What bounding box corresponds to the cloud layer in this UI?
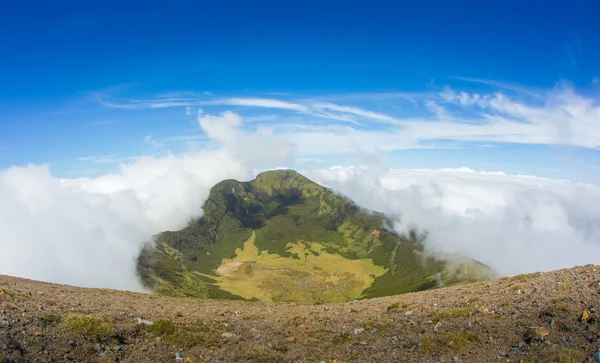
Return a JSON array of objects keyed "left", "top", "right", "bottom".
[
  {"left": 0, "top": 113, "right": 291, "bottom": 290},
  {"left": 1, "top": 109, "right": 599, "bottom": 291},
  {"left": 306, "top": 166, "right": 600, "bottom": 276}
]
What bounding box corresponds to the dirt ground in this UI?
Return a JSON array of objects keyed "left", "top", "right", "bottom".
[{"left": 1, "top": 265, "right": 600, "bottom": 362}]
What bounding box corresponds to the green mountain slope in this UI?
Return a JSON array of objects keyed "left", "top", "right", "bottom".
[{"left": 136, "top": 170, "right": 497, "bottom": 303}]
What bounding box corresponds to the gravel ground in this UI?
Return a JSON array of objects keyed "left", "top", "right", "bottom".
[{"left": 1, "top": 264, "right": 600, "bottom": 362}]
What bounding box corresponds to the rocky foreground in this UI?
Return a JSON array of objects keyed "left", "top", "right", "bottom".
[{"left": 1, "top": 265, "right": 600, "bottom": 362}]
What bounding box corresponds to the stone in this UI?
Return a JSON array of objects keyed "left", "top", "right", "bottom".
[
  {"left": 354, "top": 327, "right": 364, "bottom": 334},
  {"left": 370, "top": 328, "right": 378, "bottom": 335},
  {"left": 391, "top": 335, "right": 398, "bottom": 341},
  {"left": 175, "top": 352, "right": 184, "bottom": 361},
  {"left": 221, "top": 332, "right": 236, "bottom": 339},
  {"left": 524, "top": 327, "right": 550, "bottom": 342},
  {"left": 581, "top": 310, "right": 591, "bottom": 322}
]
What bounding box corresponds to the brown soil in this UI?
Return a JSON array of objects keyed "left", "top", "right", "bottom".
[{"left": 1, "top": 265, "right": 600, "bottom": 362}]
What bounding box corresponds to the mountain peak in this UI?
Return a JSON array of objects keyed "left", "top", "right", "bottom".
[{"left": 137, "top": 169, "right": 497, "bottom": 303}]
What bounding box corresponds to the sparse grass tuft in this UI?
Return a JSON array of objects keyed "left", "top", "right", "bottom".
[
  {"left": 557, "top": 283, "right": 572, "bottom": 292},
  {"left": 511, "top": 272, "right": 539, "bottom": 282},
  {"left": 40, "top": 313, "right": 61, "bottom": 326},
  {"left": 524, "top": 344, "right": 586, "bottom": 362},
  {"left": 58, "top": 315, "right": 114, "bottom": 342},
  {"left": 387, "top": 301, "right": 407, "bottom": 312},
  {"left": 509, "top": 284, "right": 523, "bottom": 291},
  {"left": 431, "top": 306, "right": 477, "bottom": 321},
  {"left": 144, "top": 320, "right": 218, "bottom": 349},
  {"left": 421, "top": 331, "right": 480, "bottom": 353}
]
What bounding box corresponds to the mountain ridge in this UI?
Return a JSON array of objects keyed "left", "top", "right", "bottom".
[{"left": 136, "top": 169, "right": 497, "bottom": 303}]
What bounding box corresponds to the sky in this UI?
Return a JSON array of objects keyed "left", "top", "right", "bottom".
[{"left": 0, "top": 1, "right": 600, "bottom": 289}]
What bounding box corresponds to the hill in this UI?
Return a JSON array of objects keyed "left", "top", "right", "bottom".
[
  {"left": 1, "top": 265, "right": 599, "bottom": 362},
  {"left": 136, "top": 169, "right": 497, "bottom": 303}
]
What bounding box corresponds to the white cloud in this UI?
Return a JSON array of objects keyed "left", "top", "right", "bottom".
[
  {"left": 218, "top": 98, "right": 309, "bottom": 112},
  {"left": 0, "top": 114, "right": 291, "bottom": 290},
  {"left": 3, "top": 97, "right": 600, "bottom": 293},
  {"left": 143, "top": 135, "right": 163, "bottom": 150},
  {"left": 305, "top": 166, "right": 600, "bottom": 276},
  {"left": 186, "top": 106, "right": 193, "bottom": 116}
]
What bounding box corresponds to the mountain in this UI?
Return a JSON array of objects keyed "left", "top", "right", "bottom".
[
  {"left": 136, "top": 169, "right": 497, "bottom": 303},
  {"left": 2, "top": 265, "right": 598, "bottom": 362}
]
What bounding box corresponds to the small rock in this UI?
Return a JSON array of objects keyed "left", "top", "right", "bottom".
[
  {"left": 370, "top": 328, "right": 378, "bottom": 335},
  {"left": 594, "top": 347, "right": 600, "bottom": 362},
  {"left": 581, "top": 310, "right": 591, "bottom": 322},
  {"left": 524, "top": 327, "right": 550, "bottom": 342},
  {"left": 354, "top": 327, "right": 364, "bottom": 334},
  {"left": 408, "top": 342, "right": 421, "bottom": 351},
  {"left": 466, "top": 322, "right": 472, "bottom": 329},
  {"left": 518, "top": 341, "right": 526, "bottom": 348},
  {"left": 221, "top": 332, "right": 236, "bottom": 339},
  {"left": 452, "top": 356, "right": 460, "bottom": 363},
  {"left": 113, "top": 345, "right": 122, "bottom": 352},
  {"left": 391, "top": 335, "right": 398, "bottom": 341},
  {"left": 137, "top": 317, "right": 154, "bottom": 326},
  {"left": 175, "top": 352, "right": 183, "bottom": 361},
  {"left": 96, "top": 343, "right": 104, "bottom": 353}
]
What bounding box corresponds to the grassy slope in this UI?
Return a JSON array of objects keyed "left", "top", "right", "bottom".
[{"left": 136, "top": 170, "right": 496, "bottom": 303}]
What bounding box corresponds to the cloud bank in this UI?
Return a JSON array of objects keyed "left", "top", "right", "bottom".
[
  {"left": 0, "top": 113, "right": 292, "bottom": 290},
  {"left": 306, "top": 166, "right": 600, "bottom": 276},
  {"left": 1, "top": 108, "right": 599, "bottom": 291}
]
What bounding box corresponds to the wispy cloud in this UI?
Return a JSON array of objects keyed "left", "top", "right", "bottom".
[
  {"left": 216, "top": 98, "right": 309, "bottom": 112},
  {"left": 97, "top": 82, "right": 600, "bottom": 152},
  {"left": 77, "top": 154, "right": 140, "bottom": 164}
]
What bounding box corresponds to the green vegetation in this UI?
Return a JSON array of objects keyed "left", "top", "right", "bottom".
[
  {"left": 40, "top": 313, "right": 61, "bottom": 326},
  {"left": 387, "top": 301, "right": 407, "bottom": 312},
  {"left": 143, "top": 320, "right": 220, "bottom": 349},
  {"left": 58, "top": 315, "right": 114, "bottom": 342},
  {"left": 421, "top": 331, "right": 480, "bottom": 353},
  {"left": 137, "top": 169, "right": 497, "bottom": 303},
  {"left": 524, "top": 344, "right": 586, "bottom": 363},
  {"left": 431, "top": 306, "right": 478, "bottom": 321}
]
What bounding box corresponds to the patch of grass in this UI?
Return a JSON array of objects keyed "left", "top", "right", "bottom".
[
  {"left": 40, "top": 313, "right": 61, "bottom": 326},
  {"left": 509, "top": 284, "right": 523, "bottom": 291},
  {"left": 147, "top": 319, "right": 176, "bottom": 335},
  {"left": 387, "top": 301, "right": 407, "bottom": 312},
  {"left": 557, "top": 283, "right": 572, "bottom": 292},
  {"left": 144, "top": 320, "right": 218, "bottom": 349},
  {"left": 215, "top": 232, "right": 386, "bottom": 303},
  {"left": 421, "top": 331, "right": 480, "bottom": 353},
  {"left": 290, "top": 316, "right": 306, "bottom": 326},
  {"left": 511, "top": 272, "right": 540, "bottom": 282},
  {"left": 58, "top": 315, "right": 114, "bottom": 342},
  {"left": 334, "top": 332, "right": 351, "bottom": 345},
  {"left": 524, "top": 344, "right": 586, "bottom": 363},
  {"left": 431, "top": 306, "right": 477, "bottom": 322}
]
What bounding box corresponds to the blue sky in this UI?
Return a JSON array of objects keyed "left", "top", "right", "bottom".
[{"left": 1, "top": 1, "right": 600, "bottom": 182}]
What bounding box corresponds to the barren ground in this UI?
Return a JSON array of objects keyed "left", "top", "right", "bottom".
[{"left": 1, "top": 265, "right": 600, "bottom": 362}]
